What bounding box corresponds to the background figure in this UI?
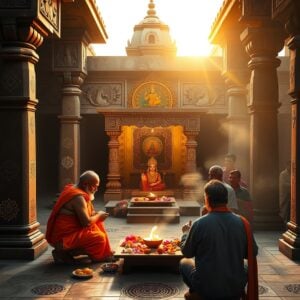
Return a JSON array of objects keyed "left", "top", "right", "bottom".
[
  {"left": 140, "top": 156, "right": 165, "bottom": 191},
  {"left": 223, "top": 153, "right": 247, "bottom": 188},
  {"left": 279, "top": 161, "right": 291, "bottom": 224},
  {"left": 206, "top": 165, "right": 238, "bottom": 213},
  {"left": 229, "top": 169, "right": 254, "bottom": 225}
]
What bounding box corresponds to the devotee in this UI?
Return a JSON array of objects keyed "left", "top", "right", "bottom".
[
  {"left": 46, "top": 170, "right": 113, "bottom": 264},
  {"left": 179, "top": 179, "right": 258, "bottom": 300},
  {"left": 223, "top": 153, "right": 247, "bottom": 187},
  {"left": 140, "top": 156, "right": 166, "bottom": 191},
  {"left": 205, "top": 165, "right": 238, "bottom": 213},
  {"left": 279, "top": 161, "right": 291, "bottom": 225},
  {"left": 229, "top": 169, "right": 254, "bottom": 225}
]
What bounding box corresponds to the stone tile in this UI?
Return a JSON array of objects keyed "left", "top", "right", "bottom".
[
  {"left": 66, "top": 282, "right": 122, "bottom": 297},
  {"left": 266, "top": 282, "right": 300, "bottom": 297}
]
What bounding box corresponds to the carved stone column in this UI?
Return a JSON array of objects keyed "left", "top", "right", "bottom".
[
  {"left": 104, "top": 131, "right": 122, "bottom": 202},
  {"left": 222, "top": 32, "right": 250, "bottom": 183},
  {"left": 58, "top": 73, "right": 84, "bottom": 190},
  {"left": 275, "top": 2, "right": 300, "bottom": 259},
  {"left": 0, "top": 22, "right": 48, "bottom": 259},
  {"left": 241, "top": 23, "right": 285, "bottom": 229},
  {"left": 53, "top": 38, "right": 88, "bottom": 190},
  {"left": 183, "top": 131, "right": 198, "bottom": 200}
]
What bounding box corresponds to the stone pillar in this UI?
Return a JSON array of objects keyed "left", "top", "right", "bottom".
[
  {"left": 278, "top": 25, "right": 300, "bottom": 260},
  {"left": 58, "top": 73, "right": 84, "bottom": 190},
  {"left": 241, "top": 24, "right": 285, "bottom": 229},
  {"left": 104, "top": 131, "right": 122, "bottom": 202},
  {"left": 0, "top": 22, "right": 48, "bottom": 259},
  {"left": 222, "top": 33, "right": 250, "bottom": 183},
  {"left": 53, "top": 38, "right": 88, "bottom": 190},
  {"left": 183, "top": 131, "right": 198, "bottom": 200}
]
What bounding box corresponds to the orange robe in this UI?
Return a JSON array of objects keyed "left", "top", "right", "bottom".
[{"left": 46, "top": 184, "right": 112, "bottom": 261}]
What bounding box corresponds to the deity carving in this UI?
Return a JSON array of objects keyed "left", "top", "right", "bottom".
[
  {"left": 131, "top": 81, "right": 174, "bottom": 108},
  {"left": 40, "top": 0, "right": 59, "bottom": 30}
]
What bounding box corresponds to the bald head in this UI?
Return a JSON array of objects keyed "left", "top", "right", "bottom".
[
  {"left": 208, "top": 165, "right": 223, "bottom": 181},
  {"left": 79, "top": 170, "right": 99, "bottom": 185}
]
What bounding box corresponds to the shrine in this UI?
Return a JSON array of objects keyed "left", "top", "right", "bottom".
[{"left": 0, "top": 0, "right": 300, "bottom": 263}]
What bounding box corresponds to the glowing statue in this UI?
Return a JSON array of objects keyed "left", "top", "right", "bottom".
[
  {"left": 144, "top": 85, "right": 161, "bottom": 106},
  {"left": 141, "top": 157, "right": 166, "bottom": 191}
]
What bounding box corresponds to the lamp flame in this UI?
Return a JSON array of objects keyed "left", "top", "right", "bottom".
[{"left": 146, "top": 225, "right": 161, "bottom": 241}]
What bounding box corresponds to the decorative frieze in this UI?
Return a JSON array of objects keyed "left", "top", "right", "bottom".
[
  {"left": 82, "top": 83, "right": 123, "bottom": 107},
  {"left": 181, "top": 83, "right": 225, "bottom": 107},
  {"left": 0, "top": 0, "right": 30, "bottom": 8},
  {"left": 39, "top": 0, "right": 59, "bottom": 31}
]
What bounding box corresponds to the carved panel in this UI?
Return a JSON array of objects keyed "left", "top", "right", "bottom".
[
  {"left": 53, "top": 42, "right": 84, "bottom": 71},
  {"left": 133, "top": 127, "right": 172, "bottom": 170},
  {"left": 103, "top": 114, "right": 200, "bottom": 131},
  {"left": 130, "top": 81, "right": 174, "bottom": 108},
  {"left": 39, "top": 0, "right": 59, "bottom": 31},
  {"left": 0, "top": 0, "right": 30, "bottom": 8},
  {"left": 0, "top": 64, "right": 22, "bottom": 96},
  {"left": 181, "top": 83, "right": 225, "bottom": 107},
  {"left": 242, "top": 0, "right": 271, "bottom": 20},
  {"left": 82, "top": 83, "right": 123, "bottom": 107}
]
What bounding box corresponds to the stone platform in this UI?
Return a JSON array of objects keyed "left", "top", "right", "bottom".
[
  {"left": 105, "top": 199, "right": 201, "bottom": 219},
  {"left": 127, "top": 197, "right": 180, "bottom": 223},
  {"left": 114, "top": 246, "right": 183, "bottom": 273}
]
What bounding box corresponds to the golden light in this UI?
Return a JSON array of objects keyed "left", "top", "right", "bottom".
[{"left": 146, "top": 225, "right": 161, "bottom": 240}]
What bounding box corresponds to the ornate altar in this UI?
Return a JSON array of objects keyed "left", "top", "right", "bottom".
[{"left": 98, "top": 109, "right": 203, "bottom": 202}]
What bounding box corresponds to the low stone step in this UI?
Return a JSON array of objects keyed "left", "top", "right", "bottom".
[
  {"left": 176, "top": 200, "right": 202, "bottom": 216},
  {"left": 127, "top": 205, "right": 179, "bottom": 215},
  {"left": 127, "top": 213, "right": 180, "bottom": 224}
]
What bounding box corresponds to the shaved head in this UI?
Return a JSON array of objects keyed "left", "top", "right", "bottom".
[{"left": 79, "top": 170, "right": 100, "bottom": 186}]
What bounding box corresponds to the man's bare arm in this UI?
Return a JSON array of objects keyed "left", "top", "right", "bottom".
[{"left": 71, "top": 196, "right": 109, "bottom": 227}]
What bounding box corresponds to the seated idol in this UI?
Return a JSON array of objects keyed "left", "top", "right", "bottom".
[{"left": 141, "top": 157, "right": 166, "bottom": 191}]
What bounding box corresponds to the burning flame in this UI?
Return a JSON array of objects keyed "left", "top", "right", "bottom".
[{"left": 146, "top": 225, "right": 161, "bottom": 240}]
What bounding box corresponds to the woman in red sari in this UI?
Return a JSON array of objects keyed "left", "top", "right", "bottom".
[
  {"left": 46, "top": 170, "right": 113, "bottom": 264},
  {"left": 141, "top": 157, "right": 165, "bottom": 191}
]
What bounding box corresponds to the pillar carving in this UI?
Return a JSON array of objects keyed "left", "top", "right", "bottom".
[
  {"left": 0, "top": 22, "right": 48, "bottom": 259},
  {"left": 58, "top": 72, "right": 84, "bottom": 190},
  {"left": 275, "top": 4, "right": 300, "bottom": 259},
  {"left": 241, "top": 23, "right": 285, "bottom": 229},
  {"left": 104, "top": 131, "right": 122, "bottom": 202},
  {"left": 53, "top": 38, "right": 88, "bottom": 190}
]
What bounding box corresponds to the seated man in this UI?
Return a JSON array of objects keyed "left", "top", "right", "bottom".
[
  {"left": 46, "top": 170, "right": 113, "bottom": 264},
  {"left": 179, "top": 180, "right": 258, "bottom": 300},
  {"left": 140, "top": 157, "right": 166, "bottom": 191}
]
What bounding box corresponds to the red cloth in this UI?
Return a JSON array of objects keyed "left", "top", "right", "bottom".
[
  {"left": 240, "top": 216, "right": 259, "bottom": 300},
  {"left": 46, "top": 184, "right": 112, "bottom": 261},
  {"left": 140, "top": 172, "right": 166, "bottom": 191}
]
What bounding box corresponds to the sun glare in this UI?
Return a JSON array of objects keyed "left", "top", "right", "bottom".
[{"left": 93, "top": 0, "right": 224, "bottom": 57}]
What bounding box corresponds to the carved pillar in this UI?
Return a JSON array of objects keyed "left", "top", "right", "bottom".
[
  {"left": 183, "top": 131, "right": 198, "bottom": 200},
  {"left": 0, "top": 22, "right": 48, "bottom": 259},
  {"left": 53, "top": 38, "right": 88, "bottom": 190},
  {"left": 241, "top": 23, "right": 285, "bottom": 229},
  {"left": 104, "top": 131, "right": 122, "bottom": 202},
  {"left": 58, "top": 73, "right": 84, "bottom": 190},
  {"left": 276, "top": 6, "right": 300, "bottom": 259},
  {"left": 222, "top": 32, "right": 250, "bottom": 183}
]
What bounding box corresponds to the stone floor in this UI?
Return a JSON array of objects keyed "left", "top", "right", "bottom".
[{"left": 0, "top": 195, "right": 299, "bottom": 299}]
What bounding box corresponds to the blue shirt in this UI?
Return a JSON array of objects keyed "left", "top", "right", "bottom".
[{"left": 180, "top": 211, "right": 258, "bottom": 298}]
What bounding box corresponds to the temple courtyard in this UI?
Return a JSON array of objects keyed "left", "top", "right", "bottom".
[{"left": 0, "top": 195, "right": 299, "bottom": 300}]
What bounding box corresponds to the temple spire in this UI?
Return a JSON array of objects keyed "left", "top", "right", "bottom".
[{"left": 147, "top": 0, "right": 156, "bottom": 17}]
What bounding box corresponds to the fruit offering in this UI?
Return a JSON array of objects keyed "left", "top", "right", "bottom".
[
  {"left": 120, "top": 235, "right": 181, "bottom": 255},
  {"left": 74, "top": 267, "right": 93, "bottom": 276}
]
